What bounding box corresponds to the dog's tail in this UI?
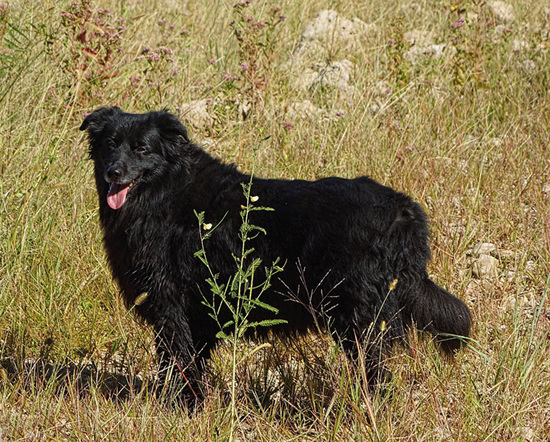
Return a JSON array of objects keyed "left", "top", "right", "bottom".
[{"left": 407, "top": 277, "right": 471, "bottom": 353}]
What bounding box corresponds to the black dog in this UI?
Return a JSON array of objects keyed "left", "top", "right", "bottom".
[{"left": 81, "top": 107, "right": 471, "bottom": 405}]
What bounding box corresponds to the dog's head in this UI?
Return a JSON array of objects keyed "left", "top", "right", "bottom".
[{"left": 80, "top": 107, "right": 190, "bottom": 210}]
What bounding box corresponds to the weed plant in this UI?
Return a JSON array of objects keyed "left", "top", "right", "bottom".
[{"left": 194, "top": 180, "right": 285, "bottom": 437}]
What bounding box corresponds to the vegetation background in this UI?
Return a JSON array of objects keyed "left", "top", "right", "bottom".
[{"left": 0, "top": 0, "right": 548, "bottom": 439}]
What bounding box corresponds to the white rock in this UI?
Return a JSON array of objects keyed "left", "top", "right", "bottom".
[
  {"left": 525, "top": 260, "right": 536, "bottom": 273},
  {"left": 311, "top": 60, "right": 354, "bottom": 90},
  {"left": 472, "top": 254, "right": 499, "bottom": 279},
  {"left": 512, "top": 39, "right": 529, "bottom": 52},
  {"left": 404, "top": 43, "right": 455, "bottom": 64},
  {"left": 542, "top": 183, "right": 550, "bottom": 195},
  {"left": 521, "top": 59, "right": 536, "bottom": 73},
  {"left": 489, "top": 1, "right": 515, "bottom": 22},
  {"left": 472, "top": 243, "right": 497, "bottom": 256},
  {"left": 490, "top": 137, "right": 504, "bottom": 147},
  {"left": 520, "top": 425, "right": 536, "bottom": 442},
  {"left": 295, "top": 60, "right": 356, "bottom": 96},
  {"left": 494, "top": 24, "right": 512, "bottom": 38},
  {"left": 374, "top": 80, "right": 393, "bottom": 96},
  {"left": 179, "top": 99, "right": 214, "bottom": 127},
  {"left": 404, "top": 30, "right": 434, "bottom": 46},
  {"left": 286, "top": 100, "right": 323, "bottom": 120},
  {"left": 300, "top": 10, "right": 371, "bottom": 44},
  {"left": 496, "top": 249, "right": 515, "bottom": 260},
  {"left": 286, "top": 100, "right": 344, "bottom": 121},
  {"left": 292, "top": 10, "right": 376, "bottom": 63},
  {"left": 285, "top": 9, "right": 376, "bottom": 101}
]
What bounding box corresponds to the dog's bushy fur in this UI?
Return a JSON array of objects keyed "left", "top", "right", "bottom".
[{"left": 81, "top": 107, "right": 471, "bottom": 405}]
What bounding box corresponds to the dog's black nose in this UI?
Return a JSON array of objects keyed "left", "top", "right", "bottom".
[{"left": 105, "top": 166, "right": 122, "bottom": 181}]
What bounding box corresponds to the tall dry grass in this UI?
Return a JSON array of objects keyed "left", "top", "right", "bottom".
[{"left": 0, "top": 0, "right": 548, "bottom": 439}]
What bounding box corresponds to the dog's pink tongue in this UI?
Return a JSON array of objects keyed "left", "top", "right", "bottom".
[{"left": 107, "top": 183, "right": 129, "bottom": 210}]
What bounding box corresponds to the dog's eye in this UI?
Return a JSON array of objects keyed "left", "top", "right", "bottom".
[
  {"left": 106, "top": 140, "right": 116, "bottom": 150},
  {"left": 135, "top": 146, "right": 149, "bottom": 155}
]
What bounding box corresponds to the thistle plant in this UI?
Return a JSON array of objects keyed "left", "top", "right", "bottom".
[
  {"left": 229, "top": 1, "right": 286, "bottom": 116},
  {"left": 59, "top": 0, "right": 125, "bottom": 101},
  {"left": 385, "top": 14, "right": 411, "bottom": 88}
]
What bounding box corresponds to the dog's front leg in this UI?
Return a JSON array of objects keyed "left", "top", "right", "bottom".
[{"left": 153, "top": 314, "right": 203, "bottom": 408}]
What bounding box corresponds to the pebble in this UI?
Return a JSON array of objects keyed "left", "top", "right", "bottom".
[
  {"left": 472, "top": 254, "right": 499, "bottom": 279},
  {"left": 489, "top": 1, "right": 515, "bottom": 22}
]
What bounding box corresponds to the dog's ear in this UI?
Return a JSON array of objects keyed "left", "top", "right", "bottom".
[
  {"left": 155, "top": 111, "right": 190, "bottom": 143},
  {"left": 80, "top": 107, "right": 121, "bottom": 133}
]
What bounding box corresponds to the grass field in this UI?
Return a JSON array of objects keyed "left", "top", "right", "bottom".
[{"left": 0, "top": 0, "right": 549, "bottom": 439}]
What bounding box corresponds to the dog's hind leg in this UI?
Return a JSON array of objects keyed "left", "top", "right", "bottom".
[{"left": 331, "top": 317, "right": 393, "bottom": 390}]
